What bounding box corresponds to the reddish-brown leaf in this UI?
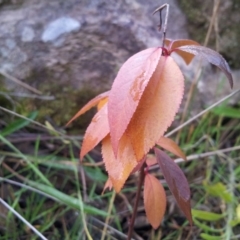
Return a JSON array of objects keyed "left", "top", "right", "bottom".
[
  {"left": 155, "top": 148, "right": 192, "bottom": 224},
  {"left": 102, "top": 134, "right": 138, "bottom": 192},
  {"left": 80, "top": 103, "right": 109, "bottom": 160},
  {"left": 175, "top": 45, "right": 233, "bottom": 88},
  {"left": 144, "top": 173, "right": 166, "bottom": 229},
  {"left": 165, "top": 39, "right": 200, "bottom": 50},
  {"left": 157, "top": 136, "right": 187, "bottom": 161},
  {"left": 66, "top": 91, "right": 109, "bottom": 126},
  {"left": 125, "top": 56, "right": 184, "bottom": 160},
  {"left": 146, "top": 155, "right": 157, "bottom": 167},
  {"left": 97, "top": 97, "right": 108, "bottom": 111},
  {"left": 165, "top": 39, "right": 200, "bottom": 65},
  {"left": 108, "top": 48, "right": 162, "bottom": 155},
  {"left": 130, "top": 158, "right": 146, "bottom": 174}
]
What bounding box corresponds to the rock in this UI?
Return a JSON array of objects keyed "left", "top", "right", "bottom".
[
  {"left": 21, "top": 26, "right": 35, "bottom": 42},
  {"left": 0, "top": 0, "right": 189, "bottom": 127},
  {"left": 0, "top": 0, "right": 237, "bottom": 128},
  {"left": 41, "top": 17, "right": 81, "bottom": 43}
]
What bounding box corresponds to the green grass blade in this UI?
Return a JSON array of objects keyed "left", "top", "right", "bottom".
[
  {"left": 200, "top": 233, "right": 223, "bottom": 240},
  {"left": 26, "top": 179, "right": 108, "bottom": 217},
  {"left": 204, "top": 182, "right": 233, "bottom": 203},
  {"left": 212, "top": 106, "right": 240, "bottom": 118},
  {"left": 193, "top": 218, "right": 223, "bottom": 233},
  {"left": 1, "top": 111, "right": 38, "bottom": 137},
  {"left": 0, "top": 134, "right": 52, "bottom": 187},
  {"left": 192, "top": 209, "right": 225, "bottom": 221}
]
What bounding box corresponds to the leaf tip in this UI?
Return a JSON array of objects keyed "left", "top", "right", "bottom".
[{"left": 65, "top": 118, "right": 73, "bottom": 127}]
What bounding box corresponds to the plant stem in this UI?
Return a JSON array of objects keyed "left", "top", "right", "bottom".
[
  {"left": 127, "top": 163, "right": 146, "bottom": 240},
  {"left": 226, "top": 156, "right": 235, "bottom": 240},
  {"left": 152, "top": 3, "right": 169, "bottom": 48}
]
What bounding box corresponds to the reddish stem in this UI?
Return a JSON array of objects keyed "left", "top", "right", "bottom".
[
  {"left": 161, "top": 47, "right": 169, "bottom": 56},
  {"left": 127, "top": 163, "right": 146, "bottom": 240}
]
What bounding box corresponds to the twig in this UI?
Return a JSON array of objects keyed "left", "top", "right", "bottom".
[
  {"left": 0, "top": 91, "right": 55, "bottom": 100},
  {"left": 0, "top": 70, "right": 42, "bottom": 95},
  {"left": 165, "top": 88, "right": 240, "bottom": 137},
  {"left": 150, "top": 145, "right": 240, "bottom": 171},
  {"left": 203, "top": 0, "right": 220, "bottom": 47},
  {"left": 90, "top": 217, "right": 128, "bottom": 239},
  {"left": 127, "top": 163, "right": 146, "bottom": 240},
  {"left": 101, "top": 191, "right": 116, "bottom": 240},
  {"left": 176, "top": 0, "right": 221, "bottom": 142},
  {"left": 174, "top": 145, "right": 240, "bottom": 164}
]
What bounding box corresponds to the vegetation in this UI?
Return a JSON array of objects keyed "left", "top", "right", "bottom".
[{"left": 0, "top": 3, "right": 240, "bottom": 240}]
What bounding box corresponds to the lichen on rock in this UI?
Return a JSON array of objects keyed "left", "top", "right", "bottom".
[{"left": 41, "top": 17, "right": 81, "bottom": 43}]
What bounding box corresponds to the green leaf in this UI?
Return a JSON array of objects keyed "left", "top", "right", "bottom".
[
  {"left": 1, "top": 111, "right": 38, "bottom": 137},
  {"left": 230, "top": 204, "right": 240, "bottom": 227},
  {"left": 200, "top": 233, "right": 222, "bottom": 240},
  {"left": 192, "top": 209, "right": 224, "bottom": 221},
  {"left": 84, "top": 166, "right": 107, "bottom": 182},
  {"left": 236, "top": 204, "right": 240, "bottom": 219},
  {"left": 193, "top": 218, "right": 223, "bottom": 233},
  {"left": 212, "top": 106, "right": 240, "bottom": 118},
  {"left": 204, "top": 182, "right": 232, "bottom": 203},
  {"left": 230, "top": 219, "right": 240, "bottom": 227},
  {"left": 234, "top": 165, "right": 240, "bottom": 176}
]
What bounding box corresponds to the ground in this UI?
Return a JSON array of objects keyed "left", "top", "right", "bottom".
[{"left": 1, "top": 91, "right": 240, "bottom": 239}]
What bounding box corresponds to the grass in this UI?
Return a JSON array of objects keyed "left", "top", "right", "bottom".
[{"left": 1, "top": 86, "right": 240, "bottom": 239}]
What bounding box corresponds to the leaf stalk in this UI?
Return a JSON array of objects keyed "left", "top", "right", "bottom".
[{"left": 127, "top": 162, "right": 146, "bottom": 240}]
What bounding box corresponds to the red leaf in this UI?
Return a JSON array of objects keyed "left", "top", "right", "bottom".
[
  {"left": 165, "top": 39, "right": 200, "bottom": 65},
  {"left": 157, "top": 136, "right": 187, "bottom": 161},
  {"left": 66, "top": 91, "right": 109, "bottom": 126},
  {"left": 125, "top": 56, "right": 184, "bottom": 160},
  {"left": 102, "top": 178, "right": 113, "bottom": 194},
  {"left": 130, "top": 158, "right": 146, "bottom": 174},
  {"left": 97, "top": 97, "right": 108, "bottom": 111},
  {"left": 146, "top": 155, "right": 157, "bottom": 167},
  {"left": 108, "top": 48, "right": 162, "bottom": 155},
  {"left": 155, "top": 148, "right": 192, "bottom": 224},
  {"left": 102, "top": 134, "right": 138, "bottom": 192},
  {"left": 175, "top": 45, "right": 233, "bottom": 88},
  {"left": 165, "top": 39, "right": 200, "bottom": 50},
  {"left": 144, "top": 173, "right": 166, "bottom": 229},
  {"left": 80, "top": 103, "right": 109, "bottom": 160}
]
